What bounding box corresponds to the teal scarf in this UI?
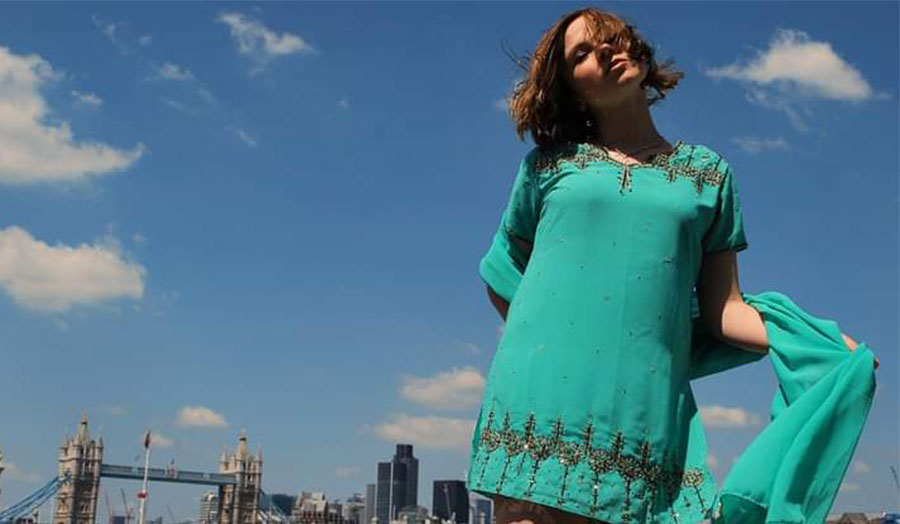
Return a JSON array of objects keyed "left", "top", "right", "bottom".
[{"left": 481, "top": 229, "right": 878, "bottom": 523}]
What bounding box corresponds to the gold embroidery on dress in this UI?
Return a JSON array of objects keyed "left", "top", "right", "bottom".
[
  {"left": 473, "top": 405, "right": 709, "bottom": 522},
  {"left": 532, "top": 143, "right": 726, "bottom": 195}
]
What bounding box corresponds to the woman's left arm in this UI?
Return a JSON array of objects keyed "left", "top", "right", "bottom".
[
  {"left": 697, "top": 250, "right": 880, "bottom": 368},
  {"left": 697, "top": 249, "right": 768, "bottom": 354}
]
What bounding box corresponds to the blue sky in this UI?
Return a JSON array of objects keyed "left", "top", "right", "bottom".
[{"left": 0, "top": 1, "right": 897, "bottom": 520}]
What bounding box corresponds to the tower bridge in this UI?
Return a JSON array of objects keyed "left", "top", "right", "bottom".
[{"left": 0, "top": 415, "right": 287, "bottom": 524}]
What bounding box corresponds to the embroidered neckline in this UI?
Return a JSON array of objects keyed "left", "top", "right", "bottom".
[{"left": 532, "top": 141, "right": 726, "bottom": 196}]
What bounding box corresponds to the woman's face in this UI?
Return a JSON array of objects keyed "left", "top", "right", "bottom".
[{"left": 562, "top": 15, "right": 648, "bottom": 111}]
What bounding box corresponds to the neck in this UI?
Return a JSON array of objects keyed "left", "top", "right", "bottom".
[{"left": 588, "top": 91, "right": 664, "bottom": 150}]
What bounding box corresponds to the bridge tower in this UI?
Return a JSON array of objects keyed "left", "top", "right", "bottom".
[
  {"left": 217, "top": 430, "right": 262, "bottom": 524},
  {"left": 54, "top": 414, "right": 103, "bottom": 524}
]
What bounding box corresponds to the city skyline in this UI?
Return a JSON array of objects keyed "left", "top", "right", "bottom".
[{"left": 0, "top": 1, "right": 897, "bottom": 521}]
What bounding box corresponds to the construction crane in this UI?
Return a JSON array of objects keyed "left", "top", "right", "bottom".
[
  {"left": 442, "top": 484, "right": 455, "bottom": 524},
  {"left": 891, "top": 465, "right": 900, "bottom": 493},
  {"left": 121, "top": 489, "right": 134, "bottom": 524},
  {"left": 105, "top": 490, "right": 117, "bottom": 524}
]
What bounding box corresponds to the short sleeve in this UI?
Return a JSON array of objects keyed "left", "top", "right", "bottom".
[
  {"left": 478, "top": 150, "right": 543, "bottom": 302},
  {"left": 702, "top": 162, "right": 749, "bottom": 254},
  {"left": 501, "top": 151, "right": 541, "bottom": 243}
]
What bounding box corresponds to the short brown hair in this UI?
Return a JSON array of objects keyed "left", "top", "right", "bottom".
[{"left": 505, "top": 7, "right": 684, "bottom": 148}]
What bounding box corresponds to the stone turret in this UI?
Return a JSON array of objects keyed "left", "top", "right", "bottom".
[
  {"left": 54, "top": 413, "right": 104, "bottom": 524},
  {"left": 217, "top": 430, "right": 262, "bottom": 524}
]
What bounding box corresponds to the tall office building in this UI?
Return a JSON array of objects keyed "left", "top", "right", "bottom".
[
  {"left": 342, "top": 493, "right": 365, "bottom": 524},
  {"left": 375, "top": 444, "right": 419, "bottom": 524},
  {"left": 363, "top": 485, "right": 376, "bottom": 524},
  {"left": 473, "top": 498, "right": 491, "bottom": 524},
  {"left": 198, "top": 491, "right": 219, "bottom": 524},
  {"left": 432, "top": 481, "right": 468, "bottom": 524}
]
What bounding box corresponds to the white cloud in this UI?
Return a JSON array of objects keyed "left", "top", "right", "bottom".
[
  {"left": 228, "top": 125, "right": 257, "bottom": 148},
  {"left": 92, "top": 14, "right": 127, "bottom": 54},
  {"left": 699, "top": 404, "right": 760, "bottom": 428},
  {"left": 334, "top": 466, "right": 361, "bottom": 479},
  {"left": 851, "top": 460, "right": 871, "bottom": 474},
  {"left": 176, "top": 406, "right": 229, "bottom": 428},
  {"left": 459, "top": 342, "right": 480, "bottom": 355},
  {"left": 706, "top": 453, "right": 719, "bottom": 471},
  {"left": 217, "top": 12, "right": 314, "bottom": 74},
  {"left": 337, "top": 97, "right": 350, "bottom": 111},
  {"left": 71, "top": 90, "right": 103, "bottom": 108},
  {"left": 373, "top": 413, "right": 475, "bottom": 451},
  {"left": 96, "top": 405, "right": 128, "bottom": 416},
  {"left": 493, "top": 98, "right": 508, "bottom": 112},
  {"left": 161, "top": 97, "right": 197, "bottom": 116},
  {"left": 706, "top": 28, "right": 876, "bottom": 101},
  {"left": 91, "top": 14, "right": 140, "bottom": 57},
  {"left": 399, "top": 366, "right": 485, "bottom": 411},
  {"left": 151, "top": 62, "right": 194, "bottom": 82},
  {"left": 731, "top": 136, "right": 791, "bottom": 154},
  {"left": 0, "top": 45, "right": 144, "bottom": 184},
  {"left": 0, "top": 226, "right": 146, "bottom": 313},
  {"left": 143, "top": 431, "right": 174, "bottom": 449},
  {"left": 705, "top": 29, "right": 886, "bottom": 131},
  {"left": 138, "top": 35, "right": 153, "bottom": 47},
  {"left": 839, "top": 481, "right": 860, "bottom": 492},
  {"left": 0, "top": 462, "right": 40, "bottom": 483}
]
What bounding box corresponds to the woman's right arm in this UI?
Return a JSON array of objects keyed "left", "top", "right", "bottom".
[
  {"left": 486, "top": 235, "right": 533, "bottom": 321},
  {"left": 487, "top": 285, "right": 510, "bottom": 321},
  {"left": 480, "top": 150, "right": 540, "bottom": 321}
]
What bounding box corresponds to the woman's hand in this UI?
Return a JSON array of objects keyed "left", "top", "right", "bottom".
[{"left": 842, "top": 332, "right": 879, "bottom": 370}]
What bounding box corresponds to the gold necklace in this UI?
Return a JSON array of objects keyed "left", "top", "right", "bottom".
[{"left": 601, "top": 138, "right": 668, "bottom": 165}]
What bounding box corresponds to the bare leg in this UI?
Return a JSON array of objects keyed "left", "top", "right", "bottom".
[{"left": 491, "top": 494, "right": 611, "bottom": 524}]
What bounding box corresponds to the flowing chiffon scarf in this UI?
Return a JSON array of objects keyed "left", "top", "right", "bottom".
[{"left": 480, "top": 229, "right": 878, "bottom": 524}]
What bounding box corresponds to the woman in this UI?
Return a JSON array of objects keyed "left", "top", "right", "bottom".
[{"left": 465, "top": 7, "right": 878, "bottom": 524}]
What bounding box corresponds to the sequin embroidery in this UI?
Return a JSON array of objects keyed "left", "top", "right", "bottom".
[
  {"left": 533, "top": 142, "right": 725, "bottom": 195},
  {"left": 473, "top": 405, "right": 710, "bottom": 523}
]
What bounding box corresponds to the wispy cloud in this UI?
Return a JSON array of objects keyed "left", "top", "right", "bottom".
[
  {"left": 217, "top": 12, "right": 315, "bottom": 74},
  {"left": 372, "top": 413, "right": 475, "bottom": 451},
  {"left": 91, "top": 14, "right": 145, "bottom": 56},
  {"left": 0, "top": 226, "right": 146, "bottom": 313},
  {"left": 731, "top": 136, "right": 791, "bottom": 154},
  {"left": 839, "top": 481, "right": 860, "bottom": 492},
  {"left": 0, "top": 462, "right": 40, "bottom": 483},
  {"left": 706, "top": 453, "right": 719, "bottom": 471},
  {"left": 333, "top": 466, "right": 361, "bottom": 479},
  {"left": 71, "top": 90, "right": 103, "bottom": 109},
  {"left": 0, "top": 46, "right": 144, "bottom": 184},
  {"left": 699, "top": 404, "right": 760, "bottom": 428},
  {"left": 851, "top": 460, "right": 871, "bottom": 474},
  {"left": 228, "top": 125, "right": 258, "bottom": 148},
  {"left": 150, "top": 62, "right": 195, "bottom": 82},
  {"left": 161, "top": 97, "right": 198, "bottom": 116},
  {"left": 458, "top": 341, "right": 480, "bottom": 356},
  {"left": 399, "top": 366, "right": 485, "bottom": 411},
  {"left": 143, "top": 431, "right": 174, "bottom": 449},
  {"left": 95, "top": 405, "right": 129, "bottom": 416},
  {"left": 176, "top": 406, "right": 229, "bottom": 428},
  {"left": 705, "top": 28, "right": 886, "bottom": 130}
]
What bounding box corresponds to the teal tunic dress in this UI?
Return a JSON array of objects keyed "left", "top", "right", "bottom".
[{"left": 466, "top": 141, "right": 750, "bottom": 524}]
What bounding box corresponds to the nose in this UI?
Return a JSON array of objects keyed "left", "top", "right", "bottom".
[{"left": 594, "top": 43, "right": 620, "bottom": 67}]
